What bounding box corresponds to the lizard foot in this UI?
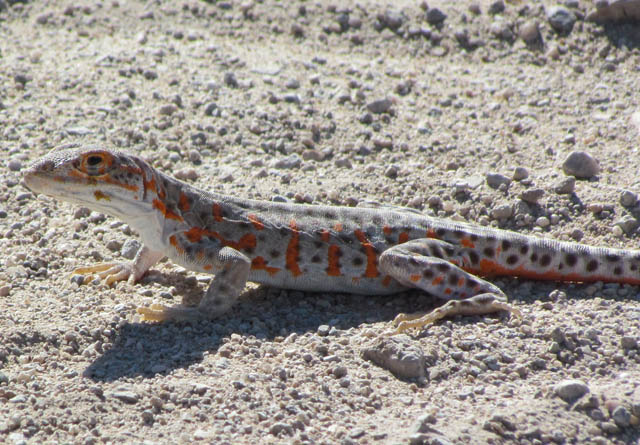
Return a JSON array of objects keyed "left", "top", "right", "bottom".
[
  {"left": 72, "top": 262, "right": 137, "bottom": 286},
  {"left": 393, "top": 293, "right": 523, "bottom": 334},
  {"left": 137, "top": 304, "right": 203, "bottom": 323}
]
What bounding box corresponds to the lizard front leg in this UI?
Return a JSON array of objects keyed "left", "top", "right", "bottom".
[
  {"left": 137, "top": 246, "right": 250, "bottom": 322},
  {"left": 379, "top": 238, "right": 522, "bottom": 333},
  {"left": 73, "top": 245, "right": 165, "bottom": 286}
]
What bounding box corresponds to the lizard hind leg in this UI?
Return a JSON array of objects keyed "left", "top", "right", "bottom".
[{"left": 378, "top": 238, "right": 521, "bottom": 333}]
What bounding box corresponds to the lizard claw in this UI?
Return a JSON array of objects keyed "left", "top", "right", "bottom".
[{"left": 72, "top": 262, "right": 137, "bottom": 286}]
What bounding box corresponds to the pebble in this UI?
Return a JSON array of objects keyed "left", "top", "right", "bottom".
[
  {"left": 620, "top": 336, "right": 638, "bottom": 350},
  {"left": 491, "top": 203, "right": 513, "bottom": 219},
  {"left": 488, "top": 0, "right": 505, "bottom": 14},
  {"left": 553, "top": 177, "right": 576, "bottom": 194},
  {"left": 611, "top": 406, "right": 631, "bottom": 428},
  {"left": 536, "top": 216, "right": 551, "bottom": 228},
  {"left": 159, "top": 104, "right": 178, "bottom": 116},
  {"left": 361, "top": 336, "right": 426, "bottom": 381},
  {"left": 111, "top": 390, "right": 139, "bottom": 404},
  {"left": 520, "top": 188, "right": 544, "bottom": 204},
  {"left": 562, "top": 151, "right": 600, "bottom": 179},
  {"left": 0, "top": 285, "right": 10, "bottom": 297},
  {"left": 175, "top": 168, "right": 199, "bottom": 181},
  {"left": 486, "top": 172, "right": 511, "bottom": 189},
  {"left": 224, "top": 72, "right": 238, "bottom": 88},
  {"left": 512, "top": 167, "right": 529, "bottom": 181},
  {"left": 384, "top": 166, "right": 398, "bottom": 179},
  {"left": 7, "top": 159, "right": 22, "bottom": 171},
  {"left": 121, "top": 239, "right": 141, "bottom": 259},
  {"left": 272, "top": 154, "right": 301, "bottom": 169},
  {"left": 204, "top": 102, "right": 218, "bottom": 116},
  {"left": 554, "top": 379, "right": 589, "bottom": 402},
  {"left": 620, "top": 190, "right": 638, "bottom": 208},
  {"left": 426, "top": 8, "right": 447, "bottom": 25},
  {"left": 547, "top": 5, "right": 577, "bottom": 34},
  {"left": 615, "top": 215, "right": 640, "bottom": 235},
  {"left": 519, "top": 20, "right": 543, "bottom": 48},
  {"left": 366, "top": 98, "right": 393, "bottom": 114}
]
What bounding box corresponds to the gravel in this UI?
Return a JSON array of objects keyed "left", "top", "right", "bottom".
[{"left": 2, "top": 0, "right": 640, "bottom": 444}]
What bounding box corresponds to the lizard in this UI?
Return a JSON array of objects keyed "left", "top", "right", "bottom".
[{"left": 22, "top": 144, "right": 640, "bottom": 332}]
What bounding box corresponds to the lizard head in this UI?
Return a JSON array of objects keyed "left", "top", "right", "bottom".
[{"left": 23, "top": 144, "right": 150, "bottom": 220}]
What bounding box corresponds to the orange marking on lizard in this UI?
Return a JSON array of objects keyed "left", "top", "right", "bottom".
[
  {"left": 381, "top": 275, "right": 392, "bottom": 287},
  {"left": 251, "top": 256, "right": 280, "bottom": 276},
  {"left": 212, "top": 203, "right": 223, "bottom": 222},
  {"left": 320, "top": 229, "right": 331, "bottom": 243},
  {"left": 354, "top": 230, "right": 380, "bottom": 278},
  {"left": 432, "top": 276, "right": 444, "bottom": 286},
  {"left": 286, "top": 220, "right": 302, "bottom": 277},
  {"left": 426, "top": 228, "right": 437, "bottom": 238},
  {"left": 143, "top": 175, "right": 157, "bottom": 194},
  {"left": 94, "top": 190, "right": 110, "bottom": 201},
  {"left": 169, "top": 235, "right": 185, "bottom": 255},
  {"left": 183, "top": 227, "right": 256, "bottom": 252},
  {"left": 203, "top": 264, "right": 213, "bottom": 271},
  {"left": 326, "top": 245, "right": 342, "bottom": 276},
  {"left": 178, "top": 192, "right": 191, "bottom": 212},
  {"left": 334, "top": 222, "right": 343, "bottom": 232},
  {"left": 457, "top": 277, "right": 465, "bottom": 287},
  {"left": 444, "top": 288, "right": 452, "bottom": 295},
  {"left": 460, "top": 238, "right": 475, "bottom": 248},
  {"left": 153, "top": 198, "right": 183, "bottom": 222},
  {"left": 383, "top": 226, "right": 392, "bottom": 236},
  {"left": 409, "top": 274, "right": 421, "bottom": 282},
  {"left": 398, "top": 232, "right": 410, "bottom": 244},
  {"left": 248, "top": 214, "right": 264, "bottom": 230}
]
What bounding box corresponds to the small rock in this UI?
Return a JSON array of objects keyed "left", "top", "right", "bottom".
[
  {"left": 620, "top": 190, "right": 638, "bottom": 208},
  {"left": 0, "top": 285, "right": 10, "bottom": 297},
  {"left": 512, "top": 167, "right": 529, "bottom": 181},
  {"left": 486, "top": 172, "right": 511, "bottom": 189},
  {"left": 554, "top": 177, "right": 576, "bottom": 194},
  {"left": 586, "top": 0, "right": 640, "bottom": 23},
  {"left": 7, "top": 159, "right": 22, "bottom": 172},
  {"left": 426, "top": 8, "right": 447, "bottom": 25},
  {"left": 159, "top": 104, "right": 178, "bottom": 116},
  {"left": 611, "top": 406, "right": 631, "bottom": 428},
  {"left": 121, "top": 239, "right": 141, "bottom": 260},
  {"left": 554, "top": 379, "right": 589, "bottom": 402},
  {"left": 621, "top": 336, "right": 638, "bottom": 350},
  {"left": 536, "top": 216, "right": 551, "bottom": 228},
  {"left": 273, "top": 154, "right": 302, "bottom": 169},
  {"left": 384, "top": 166, "right": 398, "bottom": 179},
  {"left": 519, "top": 20, "right": 543, "bottom": 50},
  {"left": 547, "top": 5, "right": 577, "bottom": 34},
  {"left": 366, "top": 98, "right": 393, "bottom": 114},
  {"left": 488, "top": 1, "right": 505, "bottom": 15},
  {"left": 224, "top": 72, "right": 238, "bottom": 88},
  {"left": 204, "top": 102, "right": 218, "bottom": 116},
  {"left": 111, "top": 390, "right": 139, "bottom": 404},
  {"left": 362, "top": 336, "right": 426, "bottom": 381},
  {"left": 562, "top": 151, "right": 600, "bottom": 179},
  {"left": 175, "top": 168, "right": 199, "bottom": 181},
  {"left": 520, "top": 188, "right": 544, "bottom": 204},
  {"left": 491, "top": 203, "right": 514, "bottom": 219},
  {"left": 285, "top": 78, "right": 300, "bottom": 89}
]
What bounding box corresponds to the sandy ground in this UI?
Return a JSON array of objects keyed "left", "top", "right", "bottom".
[{"left": 1, "top": 0, "right": 640, "bottom": 443}]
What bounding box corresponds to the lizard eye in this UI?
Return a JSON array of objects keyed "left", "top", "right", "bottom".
[{"left": 87, "top": 155, "right": 104, "bottom": 166}]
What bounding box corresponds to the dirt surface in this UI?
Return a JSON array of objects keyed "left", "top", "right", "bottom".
[{"left": 1, "top": 0, "right": 640, "bottom": 444}]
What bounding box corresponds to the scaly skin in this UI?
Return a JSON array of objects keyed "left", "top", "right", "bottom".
[{"left": 23, "top": 144, "right": 640, "bottom": 331}]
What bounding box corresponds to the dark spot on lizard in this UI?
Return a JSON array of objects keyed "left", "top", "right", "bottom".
[
  {"left": 352, "top": 257, "right": 363, "bottom": 266},
  {"left": 483, "top": 247, "right": 495, "bottom": 258},
  {"left": 437, "top": 263, "right": 449, "bottom": 272},
  {"left": 501, "top": 240, "right": 512, "bottom": 251},
  {"left": 586, "top": 259, "right": 598, "bottom": 272},
  {"left": 539, "top": 254, "right": 552, "bottom": 267},
  {"left": 565, "top": 253, "right": 578, "bottom": 267},
  {"left": 520, "top": 245, "right": 529, "bottom": 255},
  {"left": 468, "top": 250, "right": 480, "bottom": 265},
  {"left": 506, "top": 255, "right": 519, "bottom": 266},
  {"left": 422, "top": 269, "right": 434, "bottom": 279},
  {"left": 270, "top": 250, "right": 281, "bottom": 258},
  {"left": 613, "top": 266, "right": 623, "bottom": 275},
  {"left": 449, "top": 273, "right": 460, "bottom": 285},
  {"left": 311, "top": 255, "right": 321, "bottom": 263},
  {"left": 606, "top": 254, "right": 621, "bottom": 262}
]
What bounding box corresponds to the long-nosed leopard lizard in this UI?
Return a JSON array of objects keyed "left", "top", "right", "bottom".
[{"left": 22, "top": 145, "right": 640, "bottom": 331}]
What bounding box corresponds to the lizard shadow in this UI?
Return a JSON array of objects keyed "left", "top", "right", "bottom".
[{"left": 83, "top": 285, "right": 415, "bottom": 382}]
